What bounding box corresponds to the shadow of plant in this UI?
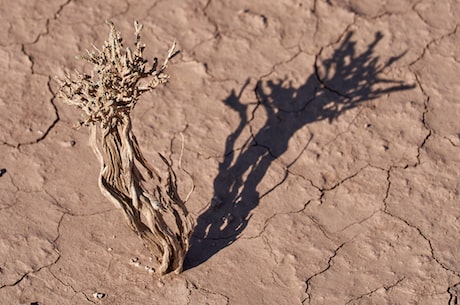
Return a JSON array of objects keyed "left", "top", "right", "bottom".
[{"left": 185, "top": 31, "right": 415, "bottom": 269}]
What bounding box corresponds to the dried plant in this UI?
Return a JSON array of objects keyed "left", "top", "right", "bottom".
[{"left": 57, "top": 21, "right": 194, "bottom": 275}]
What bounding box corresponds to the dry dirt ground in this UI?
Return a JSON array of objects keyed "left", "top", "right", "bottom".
[{"left": 0, "top": 0, "right": 459, "bottom": 304}]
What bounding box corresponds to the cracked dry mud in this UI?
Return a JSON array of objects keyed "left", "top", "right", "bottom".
[{"left": 0, "top": 0, "right": 459, "bottom": 304}]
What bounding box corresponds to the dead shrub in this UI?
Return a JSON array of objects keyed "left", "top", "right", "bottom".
[{"left": 57, "top": 21, "right": 194, "bottom": 275}]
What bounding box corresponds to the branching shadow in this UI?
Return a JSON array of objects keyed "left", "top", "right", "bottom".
[{"left": 185, "top": 31, "right": 415, "bottom": 269}]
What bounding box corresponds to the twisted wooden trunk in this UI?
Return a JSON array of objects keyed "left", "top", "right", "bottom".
[{"left": 89, "top": 118, "right": 193, "bottom": 275}]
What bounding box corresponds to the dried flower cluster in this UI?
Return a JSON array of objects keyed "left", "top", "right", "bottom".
[
  {"left": 57, "top": 21, "right": 193, "bottom": 275},
  {"left": 60, "top": 20, "right": 173, "bottom": 129}
]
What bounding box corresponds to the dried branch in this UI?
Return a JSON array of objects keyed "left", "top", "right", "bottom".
[{"left": 57, "top": 21, "right": 193, "bottom": 275}]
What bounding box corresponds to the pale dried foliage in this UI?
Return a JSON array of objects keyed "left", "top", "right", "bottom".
[{"left": 57, "top": 21, "right": 193, "bottom": 275}]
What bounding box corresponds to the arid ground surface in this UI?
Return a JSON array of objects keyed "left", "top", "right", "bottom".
[{"left": 1, "top": 0, "right": 459, "bottom": 304}]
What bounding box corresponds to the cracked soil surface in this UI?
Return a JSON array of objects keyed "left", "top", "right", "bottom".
[{"left": 1, "top": 0, "right": 459, "bottom": 304}]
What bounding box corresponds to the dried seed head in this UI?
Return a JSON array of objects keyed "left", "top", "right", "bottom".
[{"left": 57, "top": 21, "right": 177, "bottom": 129}]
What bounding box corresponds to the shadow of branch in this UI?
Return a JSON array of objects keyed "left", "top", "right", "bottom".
[{"left": 185, "top": 31, "right": 415, "bottom": 270}]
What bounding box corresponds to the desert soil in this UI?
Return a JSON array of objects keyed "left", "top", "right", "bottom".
[{"left": 1, "top": 0, "right": 459, "bottom": 304}]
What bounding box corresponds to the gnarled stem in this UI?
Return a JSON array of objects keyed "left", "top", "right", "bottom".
[{"left": 90, "top": 118, "right": 193, "bottom": 274}]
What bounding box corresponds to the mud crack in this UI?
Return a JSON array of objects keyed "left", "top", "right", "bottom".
[
  {"left": 383, "top": 168, "right": 460, "bottom": 281},
  {"left": 0, "top": 171, "right": 20, "bottom": 210},
  {"left": 27, "top": 0, "right": 73, "bottom": 48},
  {"left": 408, "top": 24, "right": 459, "bottom": 66},
  {"left": 186, "top": 279, "right": 230, "bottom": 305},
  {"left": 48, "top": 268, "right": 96, "bottom": 304},
  {"left": 344, "top": 277, "right": 405, "bottom": 305},
  {"left": 412, "top": 72, "right": 432, "bottom": 166},
  {"left": 302, "top": 242, "right": 346, "bottom": 304},
  {"left": 448, "top": 282, "right": 460, "bottom": 305},
  {"left": 317, "top": 166, "right": 368, "bottom": 204},
  {"left": 0, "top": 243, "right": 61, "bottom": 291}
]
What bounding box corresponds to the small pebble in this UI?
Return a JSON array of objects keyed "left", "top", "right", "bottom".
[
  {"left": 61, "top": 140, "right": 77, "bottom": 148},
  {"left": 144, "top": 265, "right": 155, "bottom": 273},
  {"left": 93, "top": 292, "right": 106, "bottom": 299},
  {"left": 130, "top": 257, "right": 141, "bottom": 267}
]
